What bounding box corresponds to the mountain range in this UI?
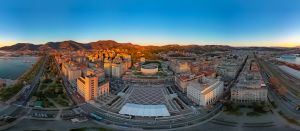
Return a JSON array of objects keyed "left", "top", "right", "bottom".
[
  {"left": 2, "top": 40, "right": 296, "bottom": 54},
  {"left": 0, "top": 40, "right": 233, "bottom": 52},
  {"left": 1, "top": 39, "right": 300, "bottom": 52},
  {"left": 0, "top": 40, "right": 121, "bottom": 51}
]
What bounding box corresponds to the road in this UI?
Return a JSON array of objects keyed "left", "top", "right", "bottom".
[
  {"left": 52, "top": 56, "right": 85, "bottom": 104},
  {"left": 13, "top": 55, "right": 48, "bottom": 106},
  {"left": 4, "top": 116, "right": 299, "bottom": 131},
  {"left": 79, "top": 101, "right": 223, "bottom": 129},
  {"left": 1, "top": 54, "right": 224, "bottom": 130},
  {"left": 0, "top": 55, "right": 85, "bottom": 130},
  {"left": 0, "top": 55, "right": 48, "bottom": 130}
]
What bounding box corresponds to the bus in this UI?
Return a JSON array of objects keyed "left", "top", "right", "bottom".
[{"left": 89, "top": 113, "right": 102, "bottom": 121}]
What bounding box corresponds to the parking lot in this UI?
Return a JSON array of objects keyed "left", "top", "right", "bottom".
[{"left": 29, "top": 109, "right": 58, "bottom": 119}]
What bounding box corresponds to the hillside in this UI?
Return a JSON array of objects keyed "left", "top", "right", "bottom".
[
  {"left": 0, "top": 43, "right": 40, "bottom": 51},
  {"left": 0, "top": 40, "right": 234, "bottom": 53},
  {"left": 38, "top": 40, "right": 87, "bottom": 51}
]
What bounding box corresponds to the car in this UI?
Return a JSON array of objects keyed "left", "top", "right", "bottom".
[{"left": 296, "top": 105, "right": 300, "bottom": 111}]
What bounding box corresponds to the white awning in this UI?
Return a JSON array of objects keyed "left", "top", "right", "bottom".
[{"left": 119, "top": 103, "right": 170, "bottom": 117}]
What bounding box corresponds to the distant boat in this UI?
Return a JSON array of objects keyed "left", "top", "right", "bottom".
[{"left": 281, "top": 54, "right": 297, "bottom": 59}]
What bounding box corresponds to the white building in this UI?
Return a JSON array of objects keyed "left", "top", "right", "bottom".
[
  {"left": 187, "top": 77, "right": 224, "bottom": 106},
  {"left": 231, "top": 85, "right": 267, "bottom": 103}
]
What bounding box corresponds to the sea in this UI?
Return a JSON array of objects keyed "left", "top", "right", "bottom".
[
  {"left": 0, "top": 54, "right": 39, "bottom": 80},
  {"left": 278, "top": 54, "right": 300, "bottom": 65}
]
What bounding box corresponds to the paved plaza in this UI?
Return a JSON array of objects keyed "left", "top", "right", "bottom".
[
  {"left": 126, "top": 86, "right": 167, "bottom": 105},
  {"left": 105, "top": 84, "right": 190, "bottom": 114}
]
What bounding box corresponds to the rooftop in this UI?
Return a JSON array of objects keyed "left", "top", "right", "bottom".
[
  {"left": 188, "top": 77, "right": 220, "bottom": 94},
  {"left": 119, "top": 103, "right": 170, "bottom": 117}
]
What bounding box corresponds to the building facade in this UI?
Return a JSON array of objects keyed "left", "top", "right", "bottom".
[
  {"left": 77, "top": 74, "right": 98, "bottom": 101},
  {"left": 170, "top": 60, "right": 191, "bottom": 74},
  {"left": 111, "top": 63, "right": 123, "bottom": 78},
  {"left": 77, "top": 71, "right": 110, "bottom": 101},
  {"left": 103, "top": 59, "right": 112, "bottom": 76},
  {"left": 98, "top": 80, "right": 110, "bottom": 96},
  {"left": 187, "top": 77, "right": 224, "bottom": 106},
  {"left": 230, "top": 56, "right": 268, "bottom": 104},
  {"left": 175, "top": 74, "right": 203, "bottom": 93},
  {"left": 62, "top": 62, "right": 82, "bottom": 81},
  {"left": 231, "top": 86, "right": 267, "bottom": 103}
]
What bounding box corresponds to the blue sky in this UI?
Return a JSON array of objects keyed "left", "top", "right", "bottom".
[{"left": 1, "top": 0, "right": 300, "bottom": 47}]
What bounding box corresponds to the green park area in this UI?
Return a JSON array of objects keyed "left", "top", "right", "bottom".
[
  {"left": 223, "top": 101, "right": 270, "bottom": 116},
  {"left": 32, "top": 57, "right": 72, "bottom": 108},
  {"left": 0, "top": 56, "right": 44, "bottom": 101},
  {"left": 215, "top": 101, "right": 276, "bottom": 128}
]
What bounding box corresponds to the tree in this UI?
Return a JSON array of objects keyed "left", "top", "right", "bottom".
[
  {"left": 269, "top": 77, "right": 279, "bottom": 89},
  {"left": 277, "top": 86, "right": 288, "bottom": 96}
]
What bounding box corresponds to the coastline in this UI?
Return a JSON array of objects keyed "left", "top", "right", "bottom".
[
  {"left": 277, "top": 57, "right": 300, "bottom": 65},
  {"left": 0, "top": 79, "right": 16, "bottom": 87},
  {"left": 0, "top": 56, "right": 40, "bottom": 81},
  {"left": 0, "top": 55, "right": 41, "bottom": 88},
  {"left": 13, "top": 56, "right": 41, "bottom": 81},
  {"left": 0, "top": 55, "right": 43, "bottom": 101},
  {"left": 0, "top": 50, "right": 11, "bottom": 57}
]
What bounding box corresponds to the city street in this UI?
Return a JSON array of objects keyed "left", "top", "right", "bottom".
[
  {"left": 0, "top": 56, "right": 48, "bottom": 120},
  {"left": 52, "top": 56, "right": 86, "bottom": 105}
]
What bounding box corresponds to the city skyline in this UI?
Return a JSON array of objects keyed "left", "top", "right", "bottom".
[
  {"left": 1, "top": 0, "right": 300, "bottom": 47},
  {"left": 1, "top": 1, "right": 300, "bottom": 130}
]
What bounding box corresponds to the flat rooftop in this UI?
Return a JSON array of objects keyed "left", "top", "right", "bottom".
[{"left": 119, "top": 103, "right": 170, "bottom": 117}]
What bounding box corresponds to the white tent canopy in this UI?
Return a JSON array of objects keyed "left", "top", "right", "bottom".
[{"left": 119, "top": 103, "right": 170, "bottom": 117}]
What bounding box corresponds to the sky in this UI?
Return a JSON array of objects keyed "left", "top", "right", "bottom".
[{"left": 1, "top": 0, "right": 300, "bottom": 47}]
